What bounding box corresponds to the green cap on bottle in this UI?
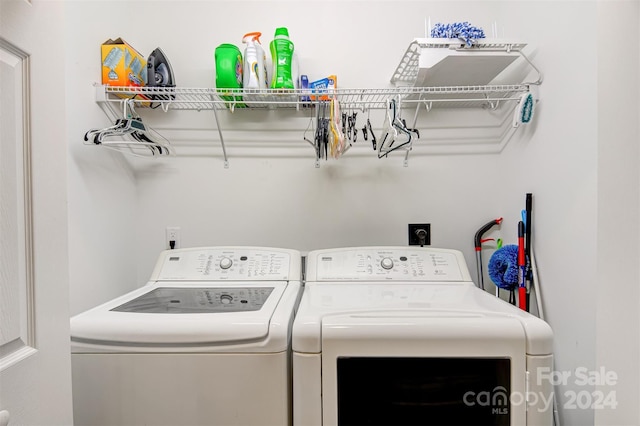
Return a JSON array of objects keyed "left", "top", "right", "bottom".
[{"left": 274, "top": 27, "right": 289, "bottom": 38}]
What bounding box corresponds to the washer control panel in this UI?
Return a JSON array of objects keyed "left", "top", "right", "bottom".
[
  {"left": 153, "top": 247, "right": 298, "bottom": 281},
  {"left": 311, "top": 247, "right": 469, "bottom": 282}
]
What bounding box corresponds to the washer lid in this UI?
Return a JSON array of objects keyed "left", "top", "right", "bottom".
[
  {"left": 71, "top": 282, "right": 288, "bottom": 346},
  {"left": 110, "top": 286, "right": 274, "bottom": 313}
]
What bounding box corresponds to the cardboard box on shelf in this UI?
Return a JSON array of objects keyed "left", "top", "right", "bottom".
[
  {"left": 310, "top": 75, "right": 337, "bottom": 101},
  {"left": 101, "top": 38, "right": 147, "bottom": 87}
]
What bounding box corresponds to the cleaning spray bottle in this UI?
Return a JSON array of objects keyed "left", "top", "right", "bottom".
[
  {"left": 270, "top": 27, "right": 295, "bottom": 90},
  {"left": 242, "top": 32, "right": 268, "bottom": 107}
]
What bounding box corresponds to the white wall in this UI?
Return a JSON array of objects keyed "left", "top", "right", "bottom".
[
  {"left": 595, "top": 1, "right": 640, "bottom": 425},
  {"left": 65, "top": 1, "right": 639, "bottom": 424},
  {"left": 66, "top": 3, "right": 141, "bottom": 315}
]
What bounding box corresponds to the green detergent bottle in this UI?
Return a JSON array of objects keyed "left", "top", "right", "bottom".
[
  {"left": 270, "top": 27, "right": 295, "bottom": 89},
  {"left": 215, "top": 43, "right": 245, "bottom": 107}
]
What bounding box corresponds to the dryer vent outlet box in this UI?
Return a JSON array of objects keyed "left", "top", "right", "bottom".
[{"left": 408, "top": 224, "right": 431, "bottom": 246}]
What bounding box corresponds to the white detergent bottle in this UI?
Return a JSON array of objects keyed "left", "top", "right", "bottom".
[{"left": 242, "top": 32, "right": 268, "bottom": 107}]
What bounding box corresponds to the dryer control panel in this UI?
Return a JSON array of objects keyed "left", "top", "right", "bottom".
[
  {"left": 307, "top": 247, "right": 472, "bottom": 282},
  {"left": 150, "top": 247, "right": 301, "bottom": 281}
]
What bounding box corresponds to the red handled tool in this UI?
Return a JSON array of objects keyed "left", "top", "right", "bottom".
[
  {"left": 517, "top": 221, "right": 527, "bottom": 311},
  {"left": 474, "top": 217, "right": 503, "bottom": 292}
]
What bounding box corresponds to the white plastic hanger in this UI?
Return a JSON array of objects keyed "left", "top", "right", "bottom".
[{"left": 84, "top": 99, "right": 172, "bottom": 156}]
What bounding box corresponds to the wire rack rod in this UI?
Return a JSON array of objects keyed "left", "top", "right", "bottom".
[{"left": 99, "top": 85, "right": 530, "bottom": 111}]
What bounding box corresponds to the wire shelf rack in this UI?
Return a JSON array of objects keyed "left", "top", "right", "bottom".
[
  {"left": 92, "top": 82, "right": 535, "bottom": 167},
  {"left": 91, "top": 36, "right": 540, "bottom": 167},
  {"left": 99, "top": 84, "right": 531, "bottom": 112}
]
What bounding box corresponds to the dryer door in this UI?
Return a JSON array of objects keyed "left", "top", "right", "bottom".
[{"left": 320, "top": 312, "right": 527, "bottom": 426}]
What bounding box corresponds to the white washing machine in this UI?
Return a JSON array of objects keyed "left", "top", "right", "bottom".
[
  {"left": 293, "top": 246, "right": 554, "bottom": 426},
  {"left": 71, "top": 246, "right": 302, "bottom": 426}
]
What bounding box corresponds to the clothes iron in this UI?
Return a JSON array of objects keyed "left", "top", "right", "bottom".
[
  {"left": 147, "top": 48, "right": 176, "bottom": 104},
  {"left": 147, "top": 47, "right": 175, "bottom": 87}
]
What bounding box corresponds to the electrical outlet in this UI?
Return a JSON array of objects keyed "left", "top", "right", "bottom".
[
  {"left": 166, "top": 227, "right": 181, "bottom": 249},
  {"left": 408, "top": 223, "right": 431, "bottom": 246}
]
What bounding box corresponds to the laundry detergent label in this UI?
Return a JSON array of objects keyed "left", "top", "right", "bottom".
[{"left": 235, "top": 54, "right": 243, "bottom": 85}]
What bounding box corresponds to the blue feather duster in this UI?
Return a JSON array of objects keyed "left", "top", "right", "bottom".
[
  {"left": 488, "top": 245, "right": 519, "bottom": 290},
  {"left": 430, "top": 22, "right": 486, "bottom": 46}
]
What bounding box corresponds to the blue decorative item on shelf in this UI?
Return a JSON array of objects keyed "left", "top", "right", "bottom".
[{"left": 430, "top": 22, "right": 486, "bottom": 46}]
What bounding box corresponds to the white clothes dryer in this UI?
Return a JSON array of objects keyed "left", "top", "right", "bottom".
[
  {"left": 71, "top": 246, "right": 302, "bottom": 426},
  {"left": 292, "top": 246, "right": 554, "bottom": 426}
]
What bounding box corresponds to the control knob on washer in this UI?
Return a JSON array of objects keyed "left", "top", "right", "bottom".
[
  {"left": 219, "top": 257, "right": 233, "bottom": 269},
  {"left": 381, "top": 257, "right": 394, "bottom": 270}
]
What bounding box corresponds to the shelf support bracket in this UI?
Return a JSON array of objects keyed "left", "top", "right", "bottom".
[
  {"left": 403, "top": 149, "right": 411, "bottom": 167},
  {"left": 210, "top": 101, "right": 229, "bottom": 168},
  {"left": 519, "top": 50, "right": 543, "bottom": 86}
]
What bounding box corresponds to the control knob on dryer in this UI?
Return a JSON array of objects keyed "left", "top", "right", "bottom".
[
  {"left": 381, "top": 257, "right": 394, "bottom": 270},
  {"left": 219, "top": 257, "right": 233, "bottom": 269}
]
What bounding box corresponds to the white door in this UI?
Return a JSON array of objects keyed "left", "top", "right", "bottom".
[{"left": 0, "top": 1, "right": 72, "bottom": 425}]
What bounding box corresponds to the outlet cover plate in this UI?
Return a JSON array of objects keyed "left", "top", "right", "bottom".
[{"left": 408, "top": 223, "right": 431, "bottom": 246}]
